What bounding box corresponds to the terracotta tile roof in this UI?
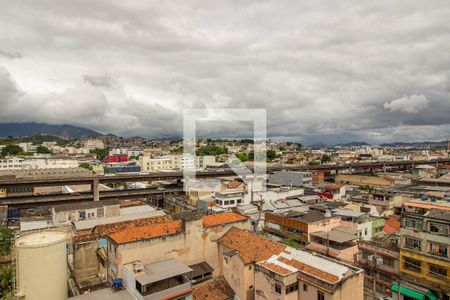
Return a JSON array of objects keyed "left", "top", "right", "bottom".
[
  {"left": 193, "top": 277, "right": 235, "bottom": 300},
  {"left": 323, "top": 184, "right": 343, "bottom": 190},
  {"left": 226, "top": 181, "right": 243, "bottom": 189},
  {"left": 202, "top": 212, "right": 248, "bottom": 228},
  {"left": 109, "top": 220, "right": 183, "bottom": 244},
  {"left": 73, "top": 215, "right": 173, "bottom": 242},
  {"left": 218, "top": 227, "right": 285, "bottom": 264},
  {"left": 278, "top": 256, "right": 339, "bottom": 284},
  {"left": 384, "top": 216, "right": 401, "bottom": 235},
  {"left": 258, "top": 261, "right": 293, "bottom": 276}
]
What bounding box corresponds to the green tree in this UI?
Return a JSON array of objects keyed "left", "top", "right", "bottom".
[
  {"left": 0, "top": 265, "right": 13, "bottom": 296},
  {"left": 321, "top": 154, "right": 332, "bottom": 163},
  {"left": 17, "top": 151, "right": 33, "bottom": 156},
  {"left": 36, "top": 145, "right": 52, "bottom": 154},
  {"left": 267, "top": 150, "right": 277, "bottom": 162},
  {"left": 309, "top": 160, "right": 320, "bottom": 166},
  {"left": 197, "top": 145, "right": 227, "bottom": 156},
  {"left": 79, "top": 162, "right": 91, "bottom": 170},
  {"left": 236, "top": 152, "right": 248, "bottom": 162},
  {"left": 0, "top": 144, "right": 23, "bottom": 157},
  {"left": 0, "top": 228, "right": 13, "bottom": 256},
  {"left": 248, "top": 151, "right": 254, "bottom": 161},
  {"left": 90, "top": 148, "right": 109, "bottom": 160},
  {"left": 283, "top": 237, "right": 299, "bottom": 248}
]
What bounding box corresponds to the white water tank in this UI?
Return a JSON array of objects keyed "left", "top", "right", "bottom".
[{"left": 15, "top": 230, "right": 67, "bottom": 300}]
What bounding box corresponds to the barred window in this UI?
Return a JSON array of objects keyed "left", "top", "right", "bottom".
[
  {"left": 429, "top": 264, "right": 447, "bottom": 278},
  {"left": 403, "top": 257, "right": 421, "bottom": 272}
]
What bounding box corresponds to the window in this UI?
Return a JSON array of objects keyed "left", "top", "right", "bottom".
[
  {"left": 303, "top": 283, "right": 308, "bottom": 292},
  {"left": 317, "top": 290, "right": 325, "bottom": 300},
  {"left": 429, "top": 264, "right": 447, "bottom": 278},
  {"left": 375, "top": 227, "right": 384, "bottom": 233},
  {"left": 428, "top": 222, "right": 449, "bottom": 236},
  {"left": 429, "top": 242, "right": 448, "bottom": 257},
  {"left": 286, "top": 283, "right": 298, "bottom": 294},
  {"left": 382, "top": 257, "right": 394, "bottom": 267},
  {"left": 404, "top": 237, "right": 421, "bottom": 250},
  {"left": 364, "top": 228, "right": 368, "bottom": 235},
  {"left": 404, "top": 218, "right": 422, "bottom": 229},
  {"left": 274, "top": 283, "right": 282, "bottom": 294},
  {"left": 404, "top": 257, "right": 421, "bottom": 273},
  {"left": 379, "top": 272, "right": 392, "bottom": 282}
]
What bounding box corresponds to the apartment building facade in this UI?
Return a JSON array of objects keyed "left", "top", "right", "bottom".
[
  {"left": 265, "top": 210, "right": 342, "bottom": 245},
  {"left": 218, "top": 227, "right": 364, "bottom": 300},
  {"left": 399, "top": 201, "right": 450, "bottom": 299}
]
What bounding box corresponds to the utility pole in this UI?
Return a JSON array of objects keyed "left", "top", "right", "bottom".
[{"left": 368, "top": 250, "right": 383, "bottom": 299}]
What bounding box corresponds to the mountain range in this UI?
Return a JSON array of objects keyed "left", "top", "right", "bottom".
[{"left": 0, "top": 122, "right": 101, "bottom": 139}]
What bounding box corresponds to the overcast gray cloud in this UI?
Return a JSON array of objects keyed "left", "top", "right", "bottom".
[{"left": 0, "top": 0, "right": 449, "bottom": 144}]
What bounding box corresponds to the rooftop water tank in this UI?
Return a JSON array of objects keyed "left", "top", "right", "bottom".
[{"left": 15, "top": 229, "right": 67, "bottom": 300}]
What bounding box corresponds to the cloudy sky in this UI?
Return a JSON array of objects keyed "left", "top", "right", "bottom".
[{"left": 1, "top": 1, "right": 449, "bottom": 145}]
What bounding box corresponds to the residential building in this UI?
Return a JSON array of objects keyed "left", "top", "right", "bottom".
[
  {"left": 312, "top": 170, "right": 325, "bottom": 185},
  {"left": 123, "top": 259, "right": 193, "bottom": 300},
  {"left": 269, "top": 170, "right": 313, "bottom": 188},
  {"left": 265, "top": 210, "right": 342, "bottom": 245},
  {"left": 18, "top": 142, "right": 37, "bottom": 153},
  {"left": 139, "top": 153, "right": 215, "bottom": 172},
  {"left": 399, "top": 201, "right": 450, "bottom": 299},
  {"left": 358, "top": 234, "right": 401, "bottom": 295},
  {"left": 320, "top": 184, "right": 346, "bottom": 200},
  {"left": 0, "top": 157, "right": 25, "bottom": 170},
  {"left": 306, "top": 226, "right": 359, "bottom": 264},
  {"left": 95, "top": 212, "right": 250, "bottom": 286},
  {"left": 336, "top": 174, "right": 395, "bottom": 188},
  {"left": 333, "top": 209, "right": 373, "bottom": 240},
  {"left": 22, "top": 157, "right": 80, "bottom": 169},
  {"left": 214, "top": 190, "right": 244, "bottom": 209},
  {"left": 139, "top": 155, "right": 178, "bottom": 172},
  {"left": 255, "top": 250, "right": 364, "bottom": 300},
  {"left": 104, "top": 154, "right": 128, "bottom": 163},
  {"left": 369, "top": 192, "right": 408, "bottom": 217},
  {"left": 84, "top": 139, "right": 104, "bottom": 150},
  {"left": 218, "top": 227, "right": 364, "bottom": 300}
]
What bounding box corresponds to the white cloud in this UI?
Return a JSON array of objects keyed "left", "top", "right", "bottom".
[{"left": 383, "top": 94, "right": 430, "bottom": 113}]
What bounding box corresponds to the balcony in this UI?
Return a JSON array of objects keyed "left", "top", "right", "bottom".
[{"left": 143, "top": 277, "right": 192, "bottom": 300}]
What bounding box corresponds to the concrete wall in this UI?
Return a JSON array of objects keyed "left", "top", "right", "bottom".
[
  {"left": 109, "top": 219, "right": 250, "bottom": 279},
  {"left": 73, "top": 240, "right": 100, "bottom": 281},
  {"left": 335, "top": 174, "right": 394, "bottom": 188},
  {"left": 308, "top": 217, "right": 342, "bottom": 239},
  {"left": 254, "top": 270, "right": 298, "bottom": 300},
  {"left": 221, "top": 247, "right": 248, "bottom": 300},
  {"left": 335, "top": 273, "right": 365, "bottom": 300},
  {"left": 297, "top": 272, "right": 364, "bottom": 300}
]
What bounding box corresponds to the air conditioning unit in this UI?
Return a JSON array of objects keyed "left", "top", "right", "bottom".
[{"left": 133, "top": 262, "right": 144, "bottom": 274}]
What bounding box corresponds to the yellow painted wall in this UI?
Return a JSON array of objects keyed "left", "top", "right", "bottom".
[{"left": 400, "top": 249, "right": 450, "bottom": 289}]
